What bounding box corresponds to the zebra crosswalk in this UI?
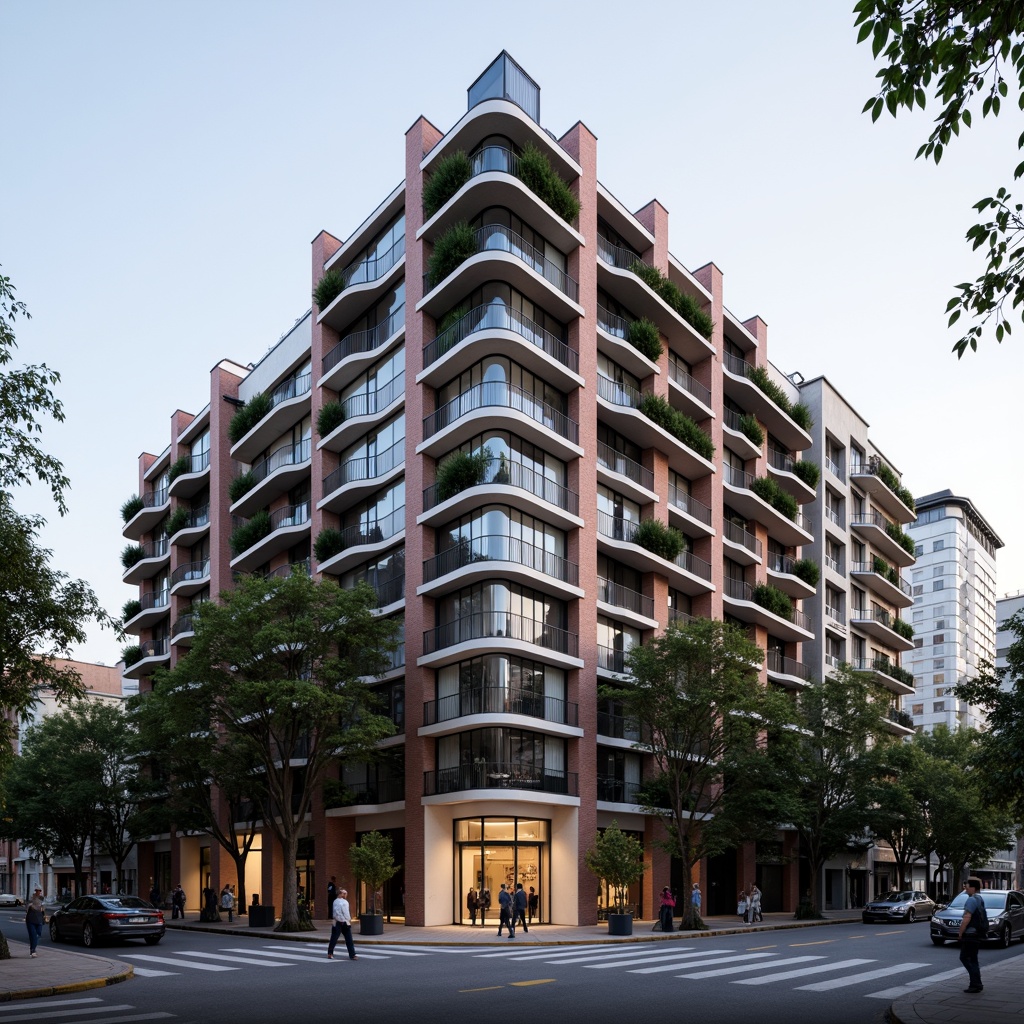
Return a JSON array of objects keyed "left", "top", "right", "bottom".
[{"left": 0, "top": 994, "right": 174, "bottom": 1023}]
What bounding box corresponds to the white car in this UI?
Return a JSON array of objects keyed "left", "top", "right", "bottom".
[{"left": 0, "top": 893, "right": 24, "bottom": 907}]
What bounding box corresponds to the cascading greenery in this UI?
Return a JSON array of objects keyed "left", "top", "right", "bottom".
[
  {"left": 423, "top": 151, "right": 473, "bottom": 218},
  {"left": 632, "top": 519, "right": 686, "bottom": 561},
  {"left": 120, "top": 494, "right": 144, "bottom": 523},
  {"left": 313, "top": 268, "right": 345, "bottom": 311},
  {"left": 626, "top": 317, "right": 662, "bottom": 361},
  {"left": 229, "top": 510, "right": 271, "bottom": 557},
  {"left": 317, "top": 401, "right": 345, "bottom": 438},
  {"left": 314, "top": 527, "right": 345, "bottom": 563},
  {"left": 753, "top": 583, "right": 793, "bottom": 620},
  {"left": 628, "top": 261, "right": 714, "bottom": 340},
  {"left": 426, "top": 222, "right": 478, "bottom": 288},
  {"left": 228, "top": 470, "right": 257, "bottom": 504},
  {"left": 227, "top": 393, "right": 272, "bottom": 445},
  {"left": 637, "top": 393, "right": 715, "bottom": 461},
  {"left": 750, "top": 476, "right": 799, "bottom": 521}
]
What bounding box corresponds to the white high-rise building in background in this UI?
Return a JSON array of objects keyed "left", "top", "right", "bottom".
[{"left": 904, "top": 491, "right": 1003, "bottom": 733}]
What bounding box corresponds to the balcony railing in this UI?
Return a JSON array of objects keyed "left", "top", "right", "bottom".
[
  {"left": 269, "top": 371, "right": 312, "bottom": 412},
  {"left": 597, "top": 644, "right": 632, "bottom": 674},
  {"left": 336, "top": 776, "right": 405, "bottom": 807},
  {"left": 137, "top": 538, "right": 169, "bottom": 561},
  {"left": 668, "top": 360, "right": 712, "bottom": 408},
  {"left": 850, "top": 561, "right": 913, "bottom": 597},
  {"left": 597, "top": 576, "right": 654, "bottom": 619},
  {"left": 724, "top": 578, "right": 811, "bottom": 630},
  {"left": 596, "top": 512, "right": 712, "bottom": 580},
  {"left": 723, "top": 349, "right": 755, "bottom": 378},
  {"left": 367, "top": 573, "right": 404, "bottom": 607},
  {"left": 269, "top": 502, "right": 310, "bottom": 533},
  {"left": 141, "top": 485, "right": 169, "bottom": 509},
  {"left": 596, "top": 372, "right": 641, "bottom": 410},
  {"left": 337, "top": 234, "right": 405, "bottom": 292},
  {"left": 596, "top": 304, "right": 629, "bottom": 340},
  {"left": 597, "top": 440, "right": 653, "bottom": 492},
  {"left": 885, "top": 707, "right": 915, "bottom": 730},
  {"left": 825, "top": 554, "right": 841, "bottom": 573},
  {"left": 826, "top": 604, "right": 845, "bottom": 624},
  {"left": 423, "top": 535, "right": 579, "bottom": 587},
  {"left": 596, "top": 709, "right": 642, "bottom": 741},
  {"left": 423, "top": 611, "right": 578, "bottom": 658},
  {"left": 825, "top": 456, "right": 843, "bottom": 481},
  {"left": 323, "top": 437, "right": 404, "bottom": 496},
  {"left": 331, "top": 506, "right": 404, "bottom": 554},
  {"left": 337, "top": 372, "right": 405, "bottom": 424},
  {"left": 171, "top": 613, "right": 194, "bottom": 636},
  {"left": 424, "top": 381, "right": 578, "bottom": 445},
  {"left": 668, "top": 484, "right": 713, "bottom": 526},
  {"left": 423, "top": 762, "right": 578, "bottom": 797},
  {"left": 264, "top": 559, "right": 311, "bottom": 581},
  {"left": 170, "top": 558, "right": 210, "bottom": 587},
  {"left": 422, "top": 686, "right": 578, "bottom": 727},
  {"left": 186, "top": 449, "right": 211, "bottom": 475},
  {"left": 138, "top": 590, "right": 170, "bottom": 614},
  {"left": 424, "top": 302, "right": 577, "bottom": 374},
  {"left": 423, "top": 456, "right": 579, "bottom": 517},
  {"left": 596, "top": 776, "right": 643, "bottom": 804},
  {"left": 139, "top": 637, "right": 170, "bottom": 660},
  {"left": 767, "top": 447, "right": 796, "bottom": 474},
  {"left": 596, "top": 234, "right": 648, "bottom": 275},
  {"left": 826, "top": 507, "right": 845, "bottom": 530},
  {"left": 723, "top": 520, "right": 762, "bottom": 558},
  {"left": 185, "top": 504, "right": 210, "bottom": 531},
  {"left": 851, "top": 606, "right": 900, "bottom": 630},
  {"left": 323, "top": 306, "right": 405, "bottom": 376},
  {"left": 850, "top": 657, "right": 915, "bottom": 687},
  {"left": 250, "top": 437, "right": 311, "bottom": 486},
  {"left": 766, "top": 650, "right": 811, "bottom": 681}
]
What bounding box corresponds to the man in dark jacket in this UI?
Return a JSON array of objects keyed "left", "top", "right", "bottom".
[{"left": 513, "top": 883, "right": 529, "bottom": 933}]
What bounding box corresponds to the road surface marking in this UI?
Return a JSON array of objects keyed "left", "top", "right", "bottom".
[
  {"left": 543, "top": 947, "right": 702, "bottom": 965},
  {"left": 865, "top": 967, "right": 963, "bottom": 999},
  {"left": 129, "top": 968, "right": 177, "bottom": 977},
  {"left": 789, "top": 939, "right": 833, "bottom": 947},
  {"left": 0, "top": 1007, "right": 138, "bottom": 1022},
  {"left": 0, "top": 999, "right": 103, "bottom": 1012},
  {"left": 679, "top": 956, "right": 825, "bottom": 979},
  {"left": 733, "top": 958, "right": 875, "bottom": 984},
  {"left": 460, "top": 985, "right": 504, "bottom": 992},
  {"left": 591, "top": 950, "right": 770, "bottom": 971},
  {"left": 632, "top": 953, "right": 778, "bottom": 975},
  {"left": 220, "top": 947, "right": 333, "bottom": 963},
  {"left": 176, "top": 951, "right": 294, "bottom": 966},
  {"left": 510, "top": 979, "right": 556, "bottom": 986},
  {"left": 746, "top": 944, "right": 777, "bottom": 950},
  {"left": 796, "top": 962, "right": 931, "bottom": 991},
  {"left": 119, "top": 954, "right": 234, "bottom": 971}
]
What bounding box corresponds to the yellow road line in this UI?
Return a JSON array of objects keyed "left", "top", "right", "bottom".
[
  {"left": 747, "top": 945, "right": 777, "bottom": 951},
  {"left": 511, "top": 979, "right": 556, "bottom": 987},
  {"left": 460, "top": 986, "right": 504, "bottom": 992},
  {"left": 790, "top": 939, "right": 834, "bottom": 947}
]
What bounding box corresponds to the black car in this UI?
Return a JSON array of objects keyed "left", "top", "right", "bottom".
[
  {"left": 49, "top": 894, "right": 165, "bottom": 947},
  {"left": 861, "top": 889, "right": 936, "bottom": 923},
  {"left": 930, "top": 888, "right": 1024, "bottom": 948}
]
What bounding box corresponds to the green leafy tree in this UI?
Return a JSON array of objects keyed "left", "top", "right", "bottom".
[
  {"left": 584, "top": 820, "right": 646, "bottom": 914},
  {"left": 787, "top": 666, "right": 890, "bottom": 916},
  {"left": 611, "top": 618, "right": 800, "bottom": 929},
  {"left": 131, "top": 679, "right": 263, "bottom": 914},
  {"left": 160, "top": 572, "right": 398, "bottom": 932},
  {"left": 348, "top": 830, "right": 400, "bottom": 916},
  {"left": 854, "top": 2, "right": 1024, "bottom": 355}
]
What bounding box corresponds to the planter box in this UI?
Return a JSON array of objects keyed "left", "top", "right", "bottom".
[
  {"left": 607, "top": 913, "right": 633, "bottom": 936},
  {"left": 359, "top": 913, "right": 384, "bottom": 935},
  {"left": 248, "top": 905, "right": 275, "bottom": 927}
]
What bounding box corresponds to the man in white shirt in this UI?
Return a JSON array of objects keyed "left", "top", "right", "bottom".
[{"left": 327, "top": 887, "right": 358, "bottom": 960}]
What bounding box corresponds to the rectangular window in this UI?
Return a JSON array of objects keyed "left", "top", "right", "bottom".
[
  {"left": 933, "top": 565, "right": 943, "bottom": 577},
  {"left": 935, "top": 619, "right": 945, "bottom": 629},
  {"left": 934, "top": 580, "right": 944, "bottom": 591},
  {"left": 914, "top": 544, "right": 924, "bottom": 556},
  {"left": 933, "top": 701, "right": 945, "bottom": 713},
  {"left": 913, "top": 585, "right": 923, "bottom": 596},
  {"left": 914, "top": 638, "right": 924, "bottom": 648},
  {"left": 933, "top": 539, "right": 944, "bottom": 551},
  {"left": 933, "top": 674, "right": 945, "bottom": 684},
  {"left": 933, "top": 634, "right": 944, "bottom": 644},
  {"left": 933, "top": 659, "right": 944, "bottom": 669},
  {"left": 912, "top": 704, "right": 923, "bottom": 715}
]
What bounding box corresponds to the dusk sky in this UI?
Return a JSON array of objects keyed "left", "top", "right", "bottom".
[{"left": 3, "top": 0, "right": 1022, "bottom": 666}]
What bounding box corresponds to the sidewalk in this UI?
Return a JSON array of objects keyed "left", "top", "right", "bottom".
[{"left": 2, "top": 908, "right": 1018, "bottom": 1023}]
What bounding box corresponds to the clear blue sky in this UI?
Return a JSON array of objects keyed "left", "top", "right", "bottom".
[{"left": 3, "top": 0, "right": 1022, "bottom": 665}]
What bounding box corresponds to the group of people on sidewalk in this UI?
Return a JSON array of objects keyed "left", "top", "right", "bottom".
[
  {"left": 658, "top": 882, "right": 703, "bottom": 931},
  {"left": 738, "top": 885, "right": 763, "bottom": 923}
]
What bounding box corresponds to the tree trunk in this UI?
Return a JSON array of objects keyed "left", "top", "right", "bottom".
[
  {"left": 0, "top": 930, "right": 10, "bottom": 960},
  {"left": 274, "top": 832, "right": 304, "bottom": 932},
  {"left": 230, "top": 849, "right": 249, "bottom": 914}
]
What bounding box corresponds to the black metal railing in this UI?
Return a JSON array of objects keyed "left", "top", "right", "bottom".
[
  {"left": 424, "top": 302, "right": 577, "bottom": 374},
  {"left": 723, "top": 578, "right": 811, "bottom": 631},
  {"left": 423, "top": 535, "right": 578, "bottom": 587},
  {"left": 596, "top": 304, "right": 629, "bottom": 340},
  {"left": 269, "top": 371, "right": 311, "bottom": 411},
  {"left": 171, "top": 613, "right": 194, "bottom": 637},
  {"left": 337, "top": 776, "right": 405, "bottom": 807},
  {"left": 330, "top": 506, "right": 404, "bottom": 556},
  {"left": 336, "top": 372, "right": 405, "bottom": 424},
  {"left": 170, "top": 559, "right": 210, "bottom": 587},
  {"left": 184, "top": 449, "right": 211, "bottom": 475},
  {"left": 424, "top": 381, "right": 577, "bottom": 445},
  {"left": 723, "top": 349, "right": 755, "bottom": 379},
  {"left": 596, "top": 234, "right": 647, "bottom": 274},
  {"left": 668, "top": 360, "right": 712, "bottom": 408},
  {"left": 423, "top": 762, "right": 578, "bottom": 797},
  {"left": 596, "top": 373, "right": 641, "bottom": 409},
  {"left": 337, "top": 234, "right": 405, "bottom": 292},
  {"left": 850, "top": 561, "right": 913, "bottom": 597},
  {"left": 423, "top": 611, "right": 577, "bottom": 658},
  {"left": 850, "top": 657, "right": 915, "bottom": 687},
  {"left": 423, "top": 456, "right": 578, "bottom": 517},
  {"left": 596, "top": 710, "right": 642, "bottom": 741},
  {"left": 322, "top": 306, "right": 405, "bottom": 376},
  {"left": 250, "top": 437, "right": 311, "bottom": 486},
  {"left": 423, "top": 687, "right": 578, "bottom": 727},
  {"left": 323, "top": 437, "right": 404, "bottom": 497},
  {"left": 138, "top": 637, "right": 170, "bottom": 660},
  {"left": 264, "top": 559, "right": 311, "bottom": 580},
  {"left": 766, "top": 650, "right": 811, "bottom": 680},
  {"left": 667, "top": 484, "right": 712, "bottom": 526},
  {"left": 135, "top": 538, "right": 169, "bottom": 562},
  {"left": 141, "top": 485, "right": 169, "bottom": 509},
  {"left": 597, "top": 577, "right": 654, "bottom": 619},
  {"left": 597, "top": 644, "right": 630, "bottom": 674},
  {"left": 596, "top": 776, "right": 643, "bottom": 804},
  {"left": 597, "top": 441, "right": 653, "bottom": 491},
  {"left": 138, "top": 590, "right": 170, "bottom": 613},
  {"left": 723, "top": 520, "right": 762, "bottom": 557}
]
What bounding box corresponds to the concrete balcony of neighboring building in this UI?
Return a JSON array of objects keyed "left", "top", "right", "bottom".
[
  {"left": 765, "top": 553, "right": 817, "bottom": 601},
  {"left": 122, "top": 485, "right": 170, "bottom": 541},
  {"left": 721, "top": 351, "right": 812, "bottom": 452},
  {"left": 168, "top": 449, "right": 211, "bottom": 500},
  {"left": 766, "top": 650, "right": 812, "bottom": 690},
  {"left": 124, "top": 637, "right": 170, "bottom": 679},
  {"left": 230, "top": 371, "right": 313, "bottom": 465},
  {"left": 849, "top": 460, "right": 916, "bottom": 524},
  {"left": 849, "top": 657, "right": 917, "bottom": 697},
  {"left": 849, "top": 607, "right": 915, "bottom": 653},
  {"left": 122, "top": 538, "right": 170, "bottom": 586},
  {"left": 721, "top": 577, "right": 813, "bottom": 642},
  {"left": 849, "top": 560, "right": 914, "bottom": 609},
  {"left": 722, "top": 465, "right": 814, "bottom": 548},
  {"left": 849, "top": 512, "right": 915, "bottom": 568}
]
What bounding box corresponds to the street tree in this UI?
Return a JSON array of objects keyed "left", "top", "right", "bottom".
[
  {"left": 130, "top": 679, "right": 264, "bottom": 913},
  {"left": 611, "top": 618, "right": 800, "bottom": 929},
  {"left": 854, "top": 2, "right": 1024, "bottom": 356},
  {"left": 787, "top": 666, "right": 890, "bottom": 916},
  {"left": 160, "top": 572, "right": 399, "bottom": 932}
]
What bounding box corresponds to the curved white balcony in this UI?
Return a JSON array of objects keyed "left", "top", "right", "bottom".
[
  {"left": 596, "top": 441, "right": 657, "bottom": 508},
  {"left": 721, "top": 351, "right": 812, "bottom": 453},
  {"left": 667, "top": 357, "right": 714, "bottom": 424},
  {"left": 850, "top": 560, "right": 914, "bottom": 609},
  {"left": 168, "top": 449, "right": 211, "bottom": 500},
  {"left": 317, "top": 237, "right": 405, "bottom": 333},
  {"left": 849, "top": 607, "right": 915, "bottom": 653},
  {"left": 316, "top": 508, "right": 405, "bottom": 579},
  {"left": 124, "top": 637, "right": 170, "bottom": 679},
  {"left": 849, "top": 513, "right": 915, "bottom": 568},
  {"left": 766, "top": 448, "right": 817, "bottom": 504},
  {"left": 721, "top": 578, "right": 813, "bottom": 642},
  {"left": 766, "top": 651, "right": 812, "bottom": 691},
  {"left": 230, "top": 371, "right": 313, "bottom": 464},
  {"left": 230, "top": 502, "right": 311, "bottom": 574},
  {"left": 765, "top": 553, "right": 817, "bottom": 600},
  {"left": 167, "top": 504, "right": 210, "bottom": 547},
  {"left": 122, "top": 538, "right": 170, "bottom": 585},
  {"left": 596, "top": 577, "right": 657, "bottom": 632},
  {"left": 123, "top": 590, "right": 170, "bottom": 634},
  {"left": 230, "top": 438, "right": 312, "bottom": 519},
  {"left": 722, "top": 465, "right": 813, "bottom": 548},
  {"left": 595, "top": 305, "right": 661, "bottom": 384},
  {"left": 122, "top": 486, "right": 170, "bottom": 541},
  {"left": 319, "top": 439, "right": 405, "bottom": 515},
  {"left": 170, "top": 558, "right": 211, "bottom": 598},
  {"left": 721, "top": 408, "right": 763, "bottom": 462},
  {"left": 722, "top": 520, "right": 762, "bottom": 567},
  {"left": 667, "top": 485, "right": 715, "bottom": 540},
  {"left": 317, "top": 375, "right": 405, "bottom": 456},
  {"left": 850, "top": 461, "right": 916, "bottom": 524},
  {"left": 319, "top": 307, "right": 405, "bottom": 393}
]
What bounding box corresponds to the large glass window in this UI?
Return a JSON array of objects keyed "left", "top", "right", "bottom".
[{"left": 435, "top": 655, "right": 565, "bottom": 722}]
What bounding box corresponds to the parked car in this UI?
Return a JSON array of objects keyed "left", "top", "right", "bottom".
[
  {"left": 0, "top": 893, "right": 23, "bottom": 907},
  {"left": 49, "top": 894, "right": 165, "bottom": 947},
  {"left": 861, "top": 890, "right": 936, "bottom": 923},
  {"left": 930, "top": 888, "right": 1024, "bottom": 948}
]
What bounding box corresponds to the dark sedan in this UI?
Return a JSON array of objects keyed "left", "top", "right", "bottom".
[
  {"left": 861, "top": 889, "right": 936, "bottom": 923},
  {"left": 49, "top": 894, "right": 165, "bottom": 947},
  {"left": 930, "top": 888, "right": 1024, "bottom": 947}
]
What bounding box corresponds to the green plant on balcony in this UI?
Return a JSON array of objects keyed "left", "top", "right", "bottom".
[
  {"left": 885, "top": 519, "right": 916, "bottom": 557},
  {"left": 627, "top": 260, "right": 714, "bottom": 339},
  {"left": 229, "top": 509, "right": 271, "bottom": 557},
  {"left": 637, "top": 393, "right": 715, "bottom": 461},
  {"left": 890, "top": 663, "right": 915, "bottom": 687},
  {"left": 791, "top": 403, "right": 813, "bottom": 432},
  {"left": 738, "top": 413, "right": 764, "bottom": 448},
  {"left": 435, "top": 446, "right": 492, "bottom": 503},
  {"left": 229, "top": 470, "right": 257, "bottom": 505},
  {"left": 317, "top": 401, "right": 345, "bottom": 439},
  {"left": 791, "top": 459, "right": 820, "bottom": 489},
  {"left": 632, "top": 518, "right": 685, "bottom": 561},
  {"left": 752, "top": 583, "right": 794, "bottom": 620},
  {"left": 433, "top": 303, "right": 470, "bottom": 358},
  {"left": 876, "top": 461, "right": 916, "bottom": 511},
  {"left": 314, "top": 527, "right": 345, "bottom": 563},
  {"left": 872, "top": 555, "right": 901, "bottom": 587},
  {"left": 121, "top": 494, "right": 144, "bottom": 523},
  {"left": 515, "top": 143, "right": 580, "bottom": 223},
  {"left": 423, "top": 150, "right": 473, "bottom": 218},
  {"left": 892, "top": 617, "right": 914, "bottom": 641},
  {"left": 121, "top": 599, "right": 142, "bottom": 623},
  {"left": 313, "top": 267, "right": 345, "bottom": 311},
  {"left": 121, "top": 644, "right": 142, "bottom": 668},
  {"left": 791, "top": 558, "right": 820, "bottom": 588},
  {"left": 227, "top": 392, "right": 272, "bottom": 445},
  {"left": 749, "top": 476, "right": 799, "bottom": 521},
  {"left": 121, "top": 543, "right": 146, "bottom": 570},
  {"left": 165, "top": 506, "right": 190, "bottom": 537},
  {"left": 625, "top": 317, "right": 662, "bottom": 361},
  {"left": 167, "top": 455, "right": 190, "bottom": 483},
  {"left": 426, "top": 222, "right": 478, "bottom": 288}
]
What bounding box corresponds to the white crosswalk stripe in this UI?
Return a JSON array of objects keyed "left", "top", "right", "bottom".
[
  {"left": 175, "top": 951, "right": 295, "bottom": 966},
  {"left": 0, "top": 1003, "right": 171, "bottom": 1023},
  {"left": 732, "top": 958, "right": 876, "bottom": 985},
  {"left": 632, "top": 952, "right": 782, "bottom": 975},
  {"left": 795, "top": 961, "right": 931, "bottom": 991},
  {"left": 865, "top": 967, "right": 963, "bottom": 999},
  {"left": 119, "top": 953, "right": 235, "bottom": 971},
  {"left": 678, "top": 955, "right": 825, "bottom": 979}
]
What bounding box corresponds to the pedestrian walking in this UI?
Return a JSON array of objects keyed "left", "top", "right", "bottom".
[
  {"left": 691, "top": 882, "right": 702, "bottom": 920},
  {"left": 149, "top": 882, "right": 161, "bottom": 907},
  {"left": 737, "top": 889, "right": 749, "bottom": 922},
  {"left": 467, "top": 887, "right": 478, "bottom": 925},
  {"left": 659, "top": 886, "right": 675, "bottom": 932},
  {"left": 220, "top": 884, "right": 235, "bottom": 923},
  {"left": 749, "top": 884, "right": 763, "bottom": 923},
  {"left": 171, "top": 884, "right": 185, "bottom": 919},
  {"left": 958, "top": 877, "right": 987, "bottom": 993},
  {"left": 480, "top": 887, "right": 491, "bottom": 927},
  {"left": 513, "top": 882, "right": 528, "bottom": 933},
  {"left": 528, "top": 886, "right": 538, "bottom": 925},
  {"left": 327, "top": 887, "right": 358, "bottom": 960},
  {"left": 497, "top": 883, "right": 514, "bottom": 938},
  {"left": 24, "top": 887, "right": 44, "bottom": 957}
]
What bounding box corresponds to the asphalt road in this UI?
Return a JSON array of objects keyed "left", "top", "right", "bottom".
[{"left": 2, "top": 912, "right": 1023, "bottom": 1024}]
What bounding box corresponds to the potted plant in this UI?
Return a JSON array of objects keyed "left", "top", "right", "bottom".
[
  {"left": 349, "top": 830, "right": 400, "bottom": 935},
  {"left": 584, "top": 820, "right": 646, "bottom": 936}
]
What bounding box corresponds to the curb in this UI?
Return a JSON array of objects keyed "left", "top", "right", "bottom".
[{"left": 0, "top": 963, "right": 133, "bottom": 1003}]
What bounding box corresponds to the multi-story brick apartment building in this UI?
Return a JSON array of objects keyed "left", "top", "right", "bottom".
[{"left": 119, "top": 54, "right": 915, "bottom": 925}]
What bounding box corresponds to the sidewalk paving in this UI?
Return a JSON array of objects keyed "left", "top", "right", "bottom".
[{"left": 1, "top": 907, "right": 1018, "bottom": 1023}]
